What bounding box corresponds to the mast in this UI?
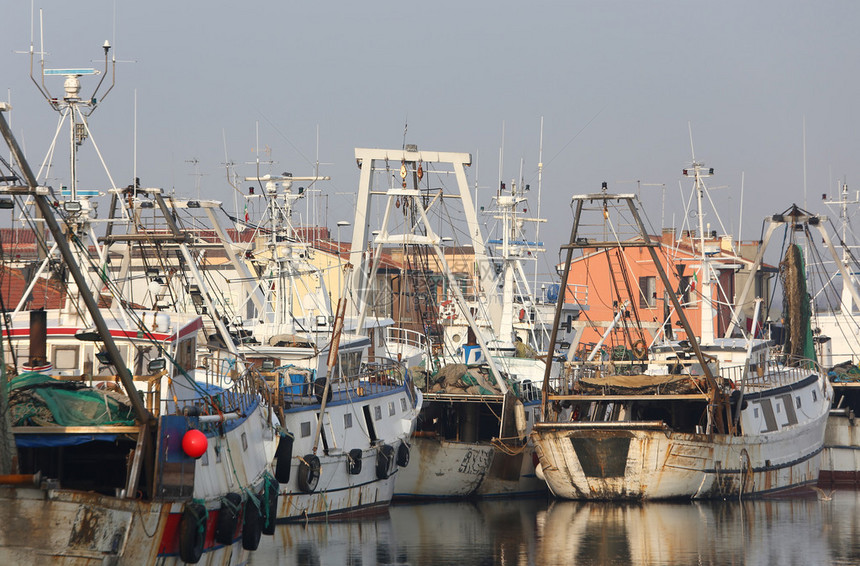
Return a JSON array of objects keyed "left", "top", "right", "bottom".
[
  {"left": 0, "top": 105, "right": 153, "bottom": 425},
  {"left": 683, "top": 160, "right": 716, "bottom": 344},
  {"left": 824, "top": 183, "right": 859, "bottom": 313}
]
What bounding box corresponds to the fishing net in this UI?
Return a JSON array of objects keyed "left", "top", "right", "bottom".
[
  {"left": 8, "top": 371, "right": 135, "bottom": 427},
  {"left": 779, "top": 244, "right": 816, "bottom": 364}
]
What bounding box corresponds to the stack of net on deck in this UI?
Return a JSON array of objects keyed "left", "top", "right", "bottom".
[{"left": 8, "top": 371, "right": 136, "bottom": 426}]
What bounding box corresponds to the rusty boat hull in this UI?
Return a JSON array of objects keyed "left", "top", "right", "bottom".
[{"left": 532, "top": 372, "right": 831, "bottom": 500}]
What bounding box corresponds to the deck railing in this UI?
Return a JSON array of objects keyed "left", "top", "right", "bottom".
[
  {"left": 385, "top": 326, "right": 428, "bottom": 351},
  {"left": 263, "top": 355, "right": 413, "bottom": 409},
  {"left": 546, "top": 355, "right": 820, "bottom": 397}
]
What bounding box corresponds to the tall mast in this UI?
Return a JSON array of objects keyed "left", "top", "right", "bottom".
[
  {"left": 0, "top": 105, "right": 153, "bottom": 425},
  {"left": 683, "top": 158, "right": 716, "bottom": 344}
]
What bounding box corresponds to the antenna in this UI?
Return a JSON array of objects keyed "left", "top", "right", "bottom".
[
  {"left": 738, "top": 171, "right": 745, "bottom": 243},
  {"left": 498, "top": 121, "right": 505, "bottom": 197},
  {"left": 27, "top": 11, "right": 119, "bottom": 203},
  {"left": 802, "top": 116, "right": 808, "bottom": 210},
  {"left": 688, "top": 121, "right": 696, "bottom": 162},
  {"left": 534, "top": 116, "right": 544, "bottom": 294}
]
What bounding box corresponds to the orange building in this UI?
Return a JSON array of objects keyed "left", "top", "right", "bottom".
[{"left": 565, "top": 228, "right": 774, "bottom": 356}]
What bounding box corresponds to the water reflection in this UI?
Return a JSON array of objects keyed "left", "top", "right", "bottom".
[{"left": 250, "top": 492, "right": 860, "bottom": 566}]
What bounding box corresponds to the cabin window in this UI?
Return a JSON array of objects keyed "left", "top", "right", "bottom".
[
  {"left": 389, "top": 401, "right": 396, "bottom": 416},
  {"left": 301, "top": 422, "right": 311, "bottom": 437},
  {"left": 812, "top": 390, "right": 817, "bottom": 402},
  {"left": 639, "top": 276, "right": 657, "bottom": 308},
  {"left": 401, "top": 398, "right": 408, "bottom": 412},
  {"left": 796, "top": 396, "right": 801, "bottom": 409},
  {"left": 333, "top": 350, "right": 362, "bottom": 379},
  {"left": 53, "top": 345, "right": 79, "bottom": 370},
  {"left": 241, "top": 432, "right": 248, "bottom": 452},
  {"left": 344, "top": 413, "right": 353, "bottom": 429},
  {"left": 753, "top": 407, "right": 759, "bottom": 418},
  {"left": 374, "top": 405, "right": 382, "bottom": 421}
]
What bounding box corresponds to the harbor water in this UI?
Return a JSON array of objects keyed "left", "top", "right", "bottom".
[{"left": 249, "top": 491, "right": 860, "bottom": 565}]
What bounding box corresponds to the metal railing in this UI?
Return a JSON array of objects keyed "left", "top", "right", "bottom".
[
  {"left": 263, "top": 355, "right": 412, "bottom": 408},
  {"left": 385, "top": 326, "right": 428, "bottom": 352},
  {"left": 545, "top": 354, "right": 820, "bottom": 398}
]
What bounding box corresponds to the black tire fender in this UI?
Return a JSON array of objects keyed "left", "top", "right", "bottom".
[
  {"left": 347, "top": 448, "right": 363, "bottom": 475},
  {"left": 297, "top": 454, "right": 321, "bottom": 493},
  {"left": 274, "top": 433, "right": 294, "bottom": 484},
  {"left": 214, "top": 492, "right": 242, "bottom": 545},
  {"left": 376, "top": 444, "right": 395, "bottom": 480},
  {"left": 179, "top": 502, "right": 206, "bottom": 563},
  {"left": 242, "top": 497, "right": 262, "bottom": 551},
  {"left": 396, "top": 441, "right": 410, "bottom": 468},
  {"left": 261, "top": 478, "right": 279, "bottom": 536}
]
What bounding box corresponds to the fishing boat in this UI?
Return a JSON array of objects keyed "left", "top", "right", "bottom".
[
  {"left": 0, "top": 90, "right": 277, "bottom": 564},
  {"left": 92, "top": 166, "right": 422, "bottom": 521},
  {"left": 532, "top": 181, "right": 832, "bottom": 500},
  {"left": 348, "top": 146, "right": 543, "bottom": 498},
  {"left": 721, "top": 200, "right": 860, "bottom": 486}
]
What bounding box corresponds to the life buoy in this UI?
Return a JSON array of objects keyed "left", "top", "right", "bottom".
[
  {"left": 313, "top": 377, "right": 332, "bottom": 403},
  {"left": 396, "top": 441, "right": 410, "bottom": 468},
  {"left": 439, "top": 300, "right": 458, "bottom": 320},
  {"left": 519, "top": 308, "right": 526, "bottom": 322},
  {"left": 215, "top": 493, "right": 242, "bottom": 545},
  {"left": 242, "top": 496, "right": 262, "bottom": 551},
  {"left": 632, "top": 339, "right": 648, "bottom": 360},
  {"left": 274, "top": 433, "right": 294, "bottom": 484},
  {"left": 376, "top": 444, "right": 395, "bottom": 479},
  {"left": 261, "top": 478, "right": 279, "bottom": 535},
  {"left": 179, "top": 502, "right": 206, "bottom": 563},
  {"left": 347, "top": 448, "right": 363, "bottom": 475},
  {"left": 298, "top": 454, "right": 321, "bottom": 493}
]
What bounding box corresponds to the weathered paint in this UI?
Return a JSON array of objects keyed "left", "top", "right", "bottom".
[
  {"left": 820, "top": 410, "right": 860, "bottom": 486},
  {"left": 474, "top": 443, "right": 547, "bottom": 498},
  {"left": 534, "top": 363, "right": 831, "bottom": 500},
  {"left": 394, "top": 437, "right": 493, "bottom": 498}
]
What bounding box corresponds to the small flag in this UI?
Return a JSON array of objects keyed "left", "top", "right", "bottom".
[
  {"left": 691, "top": 270, "right": 698, "bottom": 291},
  {"left": 244, "top": 203, "right": 249, "bottom": 222}
]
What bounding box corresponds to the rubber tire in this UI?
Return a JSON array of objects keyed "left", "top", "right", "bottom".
[
  {"left": 297, "top": 454, "right": 321, "bottom": 493},
  {"left": 262, "top": 483, "right": 279, "bottom": 535},
  {"left": 396, "top": 442, "right": 410, "bottom": 468},
  {"left": 347, "top": 448, "right": 363, "bottom": 475},
  {"left": 242, "top": 498, "right": 262, "bottom": 551},
  {"left": 274, "top": 434, "right": 293, "bottom": 484},
  {"left": 179, "top": 502, "right": 206, "bottom": 564},
  {"left": 376, "top": 444, "right": 395, "bottom": 480},
  {"left": 214, "top": 493, "right": 242, "bottom": 545}
]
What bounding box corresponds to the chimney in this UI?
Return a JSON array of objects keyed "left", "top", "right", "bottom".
[{"left": 24, "top": 309, "right": 49, "bottom": 371}]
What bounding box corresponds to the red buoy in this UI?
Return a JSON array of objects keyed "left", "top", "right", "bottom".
[{"left": 182, "top": 429, "right": 208, "bottom": 459}]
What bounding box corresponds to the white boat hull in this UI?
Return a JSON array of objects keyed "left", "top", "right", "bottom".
[
  {"left": 820, "top": 408, "right": 860, "bottom": 485},
  {"left": 274, "top": 383, "right": 420, "bottom": 520},
  {"left": 394, "top": 436, "right": 493, "bottom": 498}
]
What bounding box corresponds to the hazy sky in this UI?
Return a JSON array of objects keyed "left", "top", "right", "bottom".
[{"left": 2, "top": 1, "right": 859, "bottom": 277}]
